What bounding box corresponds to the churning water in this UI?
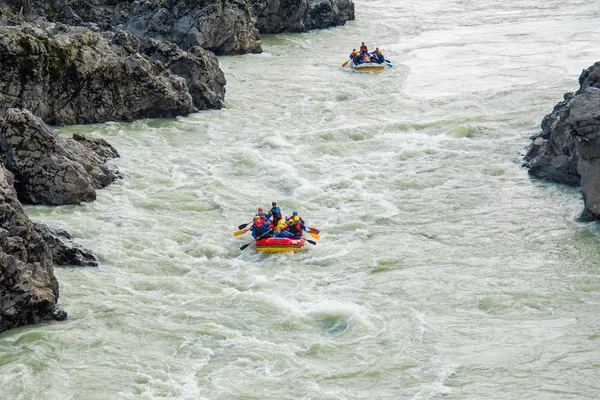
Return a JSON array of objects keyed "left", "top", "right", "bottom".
[{"left": 2, "top": 1, "right": 600, "bottom": 398}]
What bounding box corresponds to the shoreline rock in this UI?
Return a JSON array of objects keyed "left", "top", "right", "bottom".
[
  {"left": 0, "top": 108, "right": 121, "bottom": 205},
  {"left": 523, "top": 62, "right": 600, "bottom": 221},
  {"left": 0, "top": 165, "right": 66, "bottom": 334},
  {"left": 0, "top": 23, "right": 226, "bottom": 125},
  {"left": 252, "top": 0, "right": 355, "bottom": 34}
]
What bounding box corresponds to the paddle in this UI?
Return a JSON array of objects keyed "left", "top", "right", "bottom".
[
  {"left": 384, "top": 60, "right": 393, "bottom": 68},
  {"left": 240, "top": 229, "right": 272, "bottom": 251},
  {"left": 342, "top": 59, "right": 349, "bottom": 67},
  {"left": 233, "top": 229, "right": 247, "bottom": 237},
  {"left": 306, "top": 239, "right": 317, "bottom": 245},
  {"left": 238, "top": 222, "right": 251, "bottom": 230},
  {"left": 308, "top": 227, "right": 320, "bottom": 234},
  {"left": 308, "top": 231, "right": 320, "bottom": 240}
]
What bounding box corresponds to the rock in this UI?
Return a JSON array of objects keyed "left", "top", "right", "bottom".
[
  {"left": 2, "top": 0, "right": 263, "bottom": 55},
  {"left": 251, "top": 0, "right": 355, "bottom": 33},
  {"left": 523, "top": 62, "right": 600, "bottom": 220},
  {"left": 0, "top": 108, "right": 121, "bottom": 205},
  {"left": 566, "top": 86, "right": 600, "bottom": 221},
  {"left": 0, "top": 164, "right": 60, "bottom": 333},
  {"left": 522, "top": 93, "right": 580, "bottom": 187},
  {"left": 0, "top": 23, "right": 225, "bottom": 124},
  {"left": 121, "top": 0, "right": 262, "bottom": 55},
  {"left": 52, "top": 308, "right": 68, "bottom": 321},
  {"left": 33, "top": 222, "right": 99, "bottom": 267},
  {"left": 133, "top": 34, "right": 227, "bottom": 111},
  {"left": 73, "top": 132, "right": 120, "bottom": 160}
]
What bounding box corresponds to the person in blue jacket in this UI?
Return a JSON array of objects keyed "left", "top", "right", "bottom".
[
  {"left": 256, "top": 207, "right": 271, "bottom": 224},
  {"left": 371, "top": 48, "right": 386, "bottom": 64},
  {"left": 270, "top": 202, "right": 282, "bottom": 225},
  {"left": 249, "top": 216, "right": 270, "bottom": 239}
]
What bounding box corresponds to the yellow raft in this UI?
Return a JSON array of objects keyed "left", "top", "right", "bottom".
[{"left": 352, "top": 62, "right": 385, "bottom": 72}]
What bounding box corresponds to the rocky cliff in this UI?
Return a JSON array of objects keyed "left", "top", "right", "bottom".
[
  {"left": 524, "top": 62, "right": 600, "bottom": 221},
  {"left": 0, "top": 164, "right": 67, "bottom": 333},
  {"left": 1, "top": 0, "right": 262, "bottom": 54},
  {"left": 0, "top": 107, "right": 124, "bottom": 332},
  {"left": 251, "top": 0, "right": 355, "bottom": 34},
  {"left": 0, "top": 108, "right": 121, "bottom": 205},
  {"left": 0, "top": 23, "right": 225, "bottom": 125}
]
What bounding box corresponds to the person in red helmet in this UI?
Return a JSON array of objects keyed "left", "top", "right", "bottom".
[
  {"left": 371, "top": 47, "right": 386, "bottom": 64},
  {"left": 247, "top": 215, "right": 270, "bottom": 238},
  {"left": 255, "top": 207, "right": 269, "bottom": 224}
]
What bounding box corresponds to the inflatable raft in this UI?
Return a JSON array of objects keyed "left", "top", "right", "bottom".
[
  {"left": 351, "top": 62, "right": 385, "bottom": 72},
  {"left": 255, "top": 237, "right": 305, "bottom": 253}
]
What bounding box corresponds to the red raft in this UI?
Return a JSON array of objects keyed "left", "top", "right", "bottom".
[{"left": 255, "top": 237, "right": 305, "bottom": 253}]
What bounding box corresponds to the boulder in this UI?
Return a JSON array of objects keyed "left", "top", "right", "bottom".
[
  {"left": 0, "top": 108, "right": 120, "bottom": 205},
  {"left": 251, "top": 0, "right": 355, "bottom": 33},
  {"left": 524, "top": 62, "right": 600, "bottom": 220},
  {"left": 33, "top": 222, "right": 99, "bottom": 267},
  {"left": 1, "top": 0, "right": 262, "bottom": 55},
  {"left": 0, "top": 164, "right": 65, "bottom": 334},
  {"left": 0, "top": 23, "right": 225, "bottom": 124}
]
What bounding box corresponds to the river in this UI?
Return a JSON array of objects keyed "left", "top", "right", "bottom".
[{"left": 2, "top": 0, "right": 600, "bottom": 398}]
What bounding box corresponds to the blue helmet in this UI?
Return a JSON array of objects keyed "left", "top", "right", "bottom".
[{"left": 292, "top": 211, "right": 298, "bottom": 215}]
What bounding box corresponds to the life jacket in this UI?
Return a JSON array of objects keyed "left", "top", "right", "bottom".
[
  {"left": 270, "top": 207, "right": 282, "bottom": 222},
  {"left": 289, "top": 222, "right": 301, "bottom": 236},
  {"left": 360, "top": 45, "right": 367, "bottom": 53},
  {"left": 255, "top": 213, "right": 267, "bottom": 224},
  {"left": 275, "top": 219, "right": 288, "bottom": 232}
]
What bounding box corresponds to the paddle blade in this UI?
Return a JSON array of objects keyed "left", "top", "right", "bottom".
[
  {"left": 309, "top": 232, "right": 320, "bottom": 240},
  {"left": 238, "top": 222, "right": 249, "bottom": 230},
  {"left": 240, "top": 242, "right": 252, "bottom": 250},
  {"left": 306, "top": 239, "right": 317, "bottom": 245},
  {"left": 233, "top": 230, "right": 246, "bottom": 237},
  {"left": 308, "top": 227, "right": 320, "bottom": 234},
  {"left": 342, "top": 60, "right": 349, "bottom": 67},
  {"left": 385, "top": 61, "right": 393, "bottom": 68}
]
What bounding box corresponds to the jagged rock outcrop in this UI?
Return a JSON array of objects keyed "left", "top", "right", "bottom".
[
  {"left": 251, "top": 0, "right": 355, "bottom": 33},
  {"left": 0, "top": 108, "right": 121, "bottom": 205},
  {"left": 522, "top": 93, "right": 580, "bottom": 186},
  {"left": 1, "top": 0, "right": 262, "bottom": 55},
  {"left": 0, "top": 23, "right": 225, "bottom": 124},
  {"left": 120, "top": 0, "right": 262, "bottom": 54},
  {"left": 0, "top": 165, "right": 66, "bottom": 334},
  {"left": 524, "top": 62, "right": 600, "bottom": 220},
  {"left": 33, "top": 222, "right": 98, "bottom": 267}
]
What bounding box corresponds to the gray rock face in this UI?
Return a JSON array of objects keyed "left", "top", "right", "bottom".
[
  {"left": 524, "top": 62, "right": 600, "bottom": 220},
  {"left": 251, "top": 0, "right": 355, "bottom": 33},
  {"left": 2, "top": 0, "right": 262, "bottom": 55},
  {"left": 0, "top": 23, "right": 225, "bottom": 124},
  {"left": 0, "top": 165, "right": 65, "bottom": 334},
  {"left": 33, "top": 222, "right": 99, "bottom": 267},
  {"left": 567, "top": 86, "right": 600, "bottom": 220},
  {"left": 0, "top": 108, "right": 120, "bottom": 205},
  {"left": 121, "top": 0, "right": 262, "bottom": 55},
  {"left": 522, "top": 93, "right": 580, "bottom": 186}
]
